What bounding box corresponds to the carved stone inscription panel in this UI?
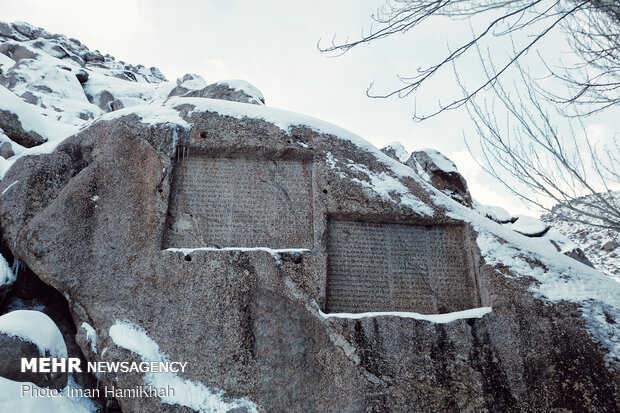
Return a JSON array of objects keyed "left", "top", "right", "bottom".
[
  {"left": 326, "top": 220, "right": 478, "bottom": 314},
  {"left": 163, "top": 157, "right": 313, "bottom": 249}
]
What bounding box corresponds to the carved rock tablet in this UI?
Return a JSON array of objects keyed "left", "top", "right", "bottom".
[
  {"left": 163, "top": 156, "right": 313, "bottom": 249},
  {"left": 326, "top": 220, "right": 478, "bottom": 314}
]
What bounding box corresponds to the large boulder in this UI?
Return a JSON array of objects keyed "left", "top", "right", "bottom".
[
  {"left": 0, "top": 42, "right": 37, "bottom": 61},
  {"left": 0, "top": 109, "right": 46, "bottom": 147},
  {"left": 407, "top": 149, "right": 473, "bottom": 208},
  {"left": 183, "top": 80, "right": 265, "bottom": 105},
  {"left": 0, "top": 310, "right": 68, "bottom": 390},
  {"left": 168, "top": 73, "right": 207, "bottom": 97},
  {"left": 380, "top": 141, "right": 409, "bottom": 163},
  {"left": 0, "top": 99, "right": 616, "bottom": 412}
]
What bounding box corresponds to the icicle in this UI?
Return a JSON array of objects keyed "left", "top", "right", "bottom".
[{"left": 11, "top": 259, "right": 20, "bottom": 279}]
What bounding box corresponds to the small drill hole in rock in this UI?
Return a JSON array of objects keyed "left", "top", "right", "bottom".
[
  {"left": 323, "top": 189, "right": 328, "bottom": 194},
  {"left": 184, "top": 255, "right": 192, "bottom": 262},
  {"left": 200, "top": 131, "right": 208, "bottom": 139}
]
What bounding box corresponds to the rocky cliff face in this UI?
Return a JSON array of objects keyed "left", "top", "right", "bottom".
[
  {"left": 541, "top": 192, "right": 620, "bottom": 280},
  {"left": 0, "top": 21, "right": 618, "bottom": 413}
]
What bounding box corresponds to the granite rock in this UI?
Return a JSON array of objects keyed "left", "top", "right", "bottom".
[
  {"left": 0, "top": 108, "right": 47, "bottom": 147},
  {"left": 407, "top": 149, "right": 473, "bottom": 208},
  {"left": 0, "top": 105, "right": 616, "bottom": 412},
  {"left": 0, "top": 141, "right": 14, "bottom": 159}
]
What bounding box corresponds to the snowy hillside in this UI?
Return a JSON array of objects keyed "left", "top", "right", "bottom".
[
  {"left": 0, "top": 20, "right": 263, "bottom": 178},
  {"left": 541, "top": 192, "right": 619, "bottom": 280}
]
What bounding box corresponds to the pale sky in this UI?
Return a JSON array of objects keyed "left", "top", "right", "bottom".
[{"left": 3, "top": 0, "right": 617, "bottom": 217}]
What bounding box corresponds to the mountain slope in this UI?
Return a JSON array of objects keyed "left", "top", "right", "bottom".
[{"left": 541, "top": 191, "right": 619, "bottom": 280}]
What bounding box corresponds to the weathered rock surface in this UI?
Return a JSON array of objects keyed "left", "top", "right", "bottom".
[
  {"left": 0, "top": 331, "right": 67, "bottom": 390},
  {"left": 0, "top": 100, "right": 617, "bottom": 412},
  {"left": 0, "top": 108, "right": 46, "bottom": 147},
  {"left": 406, "top": 149, "right": 473, "bottom": 208},
  {"left": 168, "top": 73, "right": 207, "bottom": 98},
  {"left": 183, "top": 80, "right": 265, "bottom": 105},
  {"left": 0, "top": 141, "right": 14, "bottom": 159},
  {"left": 380, "top": 141, "right": 409, "bottom": 163},
  {"left": 0, "top": 248, "right": 101, "bottom": 397},
  {"left": 603, "top": 240, "right": 618, "bottom": 252},
  {"left": 541, "top": 192, "right": 620, "bottom": 279}
]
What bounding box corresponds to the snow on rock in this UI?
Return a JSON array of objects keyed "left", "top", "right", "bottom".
[
  {"left": 416, "top": 148, "right": 458, "bottom": 173},
  {"left": 0, "top": 19, "right": 168, "bottom": 157},
  {"left": 0, "top": 85, "right": 53, "bottom": 146},
  {"left": 168, "top": 96, "right": 432, "bottom": 184},
  {"left": 0, "top": 376, "right": 97, "bottom": 413},
  {"left": 214, "top": 79, "right": 265, "bottom": 105},
  {"left": 0, "top": 310, "right": 67, "bottom": 358},
  {"left": 82, "top": 70, "right": 158, "bottom": 112},
  {"left": 0, "top": 41, "right": 101, "bottom": 125},
  {"left": 510, "top": 215, "right": 549, "bottom": 237},
  {"left": 320, "top": 307, "right": 492, "bottom": 322},
  {"left": 407, "top": 149, "right": 473, "bottom": 207},
  {"left": 431, "top": 192, "right": 620, "bottom": 361},
  {"left": 541, "top": 191, "right": 620, "bottom": 280},
  {"left": 475, "top": 202, "right": 513, "bottom": 223},
  {"left": 180, "top": 79, "right": 266, "bottom": 105},
  {"left": 380, "top": 141, "right": 409, "bottom": 163},
  {"left": 176, "top": 73, "right": 207, "bottom": 90},
  {"left": 542, "top": 228, "right": 578, "bottom": 253},
  {"left": 109, "top": 320, "right": 259, "bottom": 413},
  {"left": 345, "top": 160, "right": 434, "bottom": 216},
  {"left": 0, "top": 253, "right": 15, "bottom": 287},
  {"left": 98, "top": 103, "right": 190, "bottom": 129},
  {"left": 80, "top": 322, "right": 97, "bottom": 355},
  {"left": 0, "top": 51, "right": 14, "bottom": 71}
]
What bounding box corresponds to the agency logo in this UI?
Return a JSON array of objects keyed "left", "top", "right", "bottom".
[{"left": 21, "top": 357, "right": 188, "bottom": 373}]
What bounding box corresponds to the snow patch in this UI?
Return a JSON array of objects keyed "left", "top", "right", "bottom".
[
  {"left": 0, "top": 254, "right": 15, "bottom": 287},
  {"left": 80, "top": 322, "right": 98, "bottom": 354},
  {"left": 320, "top": 307, "right": 492, "bottom": 323},
  {"left": 432, "top": 192, "right": 620, "bottom": 361},
  {"left": 542, "top": 228, "right": 578, "bottom": 254},
  {"left": 0, "top": 375, "right": 97, "bottom": 413},
  {"left": 475, "top": 202, "right": 513, "bottom": 223},
  {"left": 99, "top": 103, "right": 190, "bottom": 129},
  {"left": 0, "top": 310, "right": 67, "bottom": 358},
  {"left": 346, "top": 162, "right": 434, "bottom": 216},
  {"left": 510, "top": 215, "right": 549, "bottom": 236},
  {"left": 420, "top": 148, "right": 458, "bottom": 173},
  {"left": 216, "top": 79, "right": 264, "bottom": 104},
  {"left": 0, "top": 85, "right": 76, "bottom": 141},
  {"left": 384, "top": 141, "right": 409, "bottom": 162},
  {"left": 109, "top": 320, "right": 258, "bottom": 412}
]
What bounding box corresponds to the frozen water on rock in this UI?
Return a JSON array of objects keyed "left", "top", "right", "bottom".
[{"left": 0, "top": 253, "right": 15, "bottom": 286}]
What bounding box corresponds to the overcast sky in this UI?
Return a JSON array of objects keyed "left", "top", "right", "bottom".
[{"left": 3, "top": 0, "right": 617, "bottom": 216}]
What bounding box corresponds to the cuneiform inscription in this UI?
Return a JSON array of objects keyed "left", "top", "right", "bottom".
[
  {"left": 326, "top": 220, "right": 478, "bottom": 314},
  {"left": 163, "top": 157, "right": 313, "bottom": 248}
]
